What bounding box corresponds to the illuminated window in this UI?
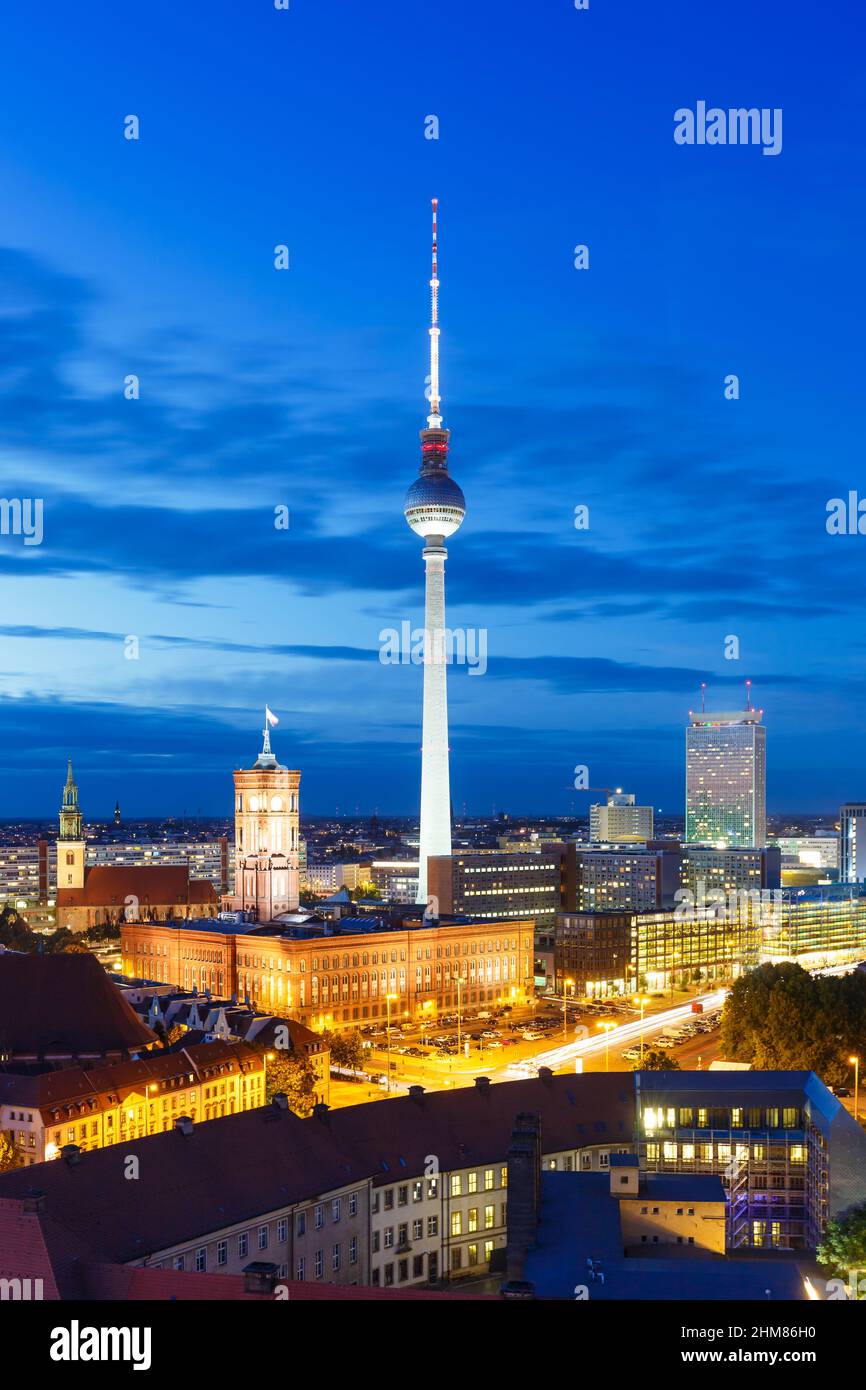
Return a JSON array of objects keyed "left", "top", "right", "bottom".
[
  {"left": 451, "top": 1211, "right": 462, "bottom": 1237},
  {"left": 450, "top": 1175, "right": 461, "bottom": 1198}
]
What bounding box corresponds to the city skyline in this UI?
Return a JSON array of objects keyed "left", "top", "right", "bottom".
[{"left": 1, "top": 3, "right": 864, "bottom": 819}]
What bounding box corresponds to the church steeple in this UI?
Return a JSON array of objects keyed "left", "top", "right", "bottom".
[{"left": 59, "top": 759, "right": 83, "bottom": 840}]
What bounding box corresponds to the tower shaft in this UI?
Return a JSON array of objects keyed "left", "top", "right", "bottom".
[{"left": 418, "top": 540, "right": 452, "bottom": 904}]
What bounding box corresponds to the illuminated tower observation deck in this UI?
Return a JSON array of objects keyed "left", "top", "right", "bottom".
[{"left": 404, "top": 200, "right": 466, "bottom": 907}]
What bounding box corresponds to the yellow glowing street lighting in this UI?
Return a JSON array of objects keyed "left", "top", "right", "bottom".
[
  {"left": 634, "top": 995, "right": 651, "bottom": 1065},
  {"left": 849, "top": 1055, "right": 860, "bottom": 1124},
  {"left": 563, "top": 978, "right": 575, "bottom": 1038},
  {"left": 597, "top": 1021, "right": 616, "bottom": 1072},
  {"left": 386, "top": 993, "right": 398, "bottom": 1094}
]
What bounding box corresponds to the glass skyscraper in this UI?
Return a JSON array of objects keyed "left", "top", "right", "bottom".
[{"left": 685, "top": 708, "right": 766, "bottom": 848}]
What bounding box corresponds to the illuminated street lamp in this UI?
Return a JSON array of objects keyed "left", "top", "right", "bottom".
[
  {"left": 562, "top": 977, "right": 575, "bottom": 1038},
  {"left": 634, "top": 995, "right": 651, "bottom": 1064},
  {"left": 386, "top": 993, "right": 398, "bottom": 1094},
  {"left": 597, "top": 1021, "right": 616, "bottom": 1072},
  {"left": 850, "top": 1055, "right": 860, "bottom": 1124}
]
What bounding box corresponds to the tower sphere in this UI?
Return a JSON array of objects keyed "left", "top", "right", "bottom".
[{"left": 404, "top": 471, "right": 466, "bottom": 539}]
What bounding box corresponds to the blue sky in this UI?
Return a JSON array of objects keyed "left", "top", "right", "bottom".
[{"left": 0, "top": 0, "right": 864, "bottom": 818}]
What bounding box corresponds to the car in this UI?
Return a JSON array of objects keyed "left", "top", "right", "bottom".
[
  {"left": 621, "top": 1047, "right": 642, "bottom": 1061},
  {"left": 500, "top": 1280, "right": 536, "bottom": 1300},
  {"left": 522, "top": 1031, "right": 543, "bottom": 1041},
  {"left": 834, "top": 1086, "right": 851, "bottom": 1097},
  {"left": 486, "top": 1040, "right": 503, "bottom": 1049},
  {"left": 653, "top": 1038, "right": 675, "bottom": 1049},
  {"left": 481, "top": 1029, "right": 498, "bottom": 1038}
]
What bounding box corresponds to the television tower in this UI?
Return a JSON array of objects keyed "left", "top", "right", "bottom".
[{"left": 404, "top": 199, "right": 466, "bottom": 906}]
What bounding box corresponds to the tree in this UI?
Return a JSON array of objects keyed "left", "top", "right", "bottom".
[
  {"left": 636, "top": 1049, "right": 681, "bottom": 1071},
  {"left": 818, "top": 1204, "right": 866, "bottom": 1276},
  {"left": 0, "top": 1130, "right": 19, "bottom": 1172},
  {"left": 322, "top": 1029, "right": 364, "bottom": 1070},
  {"left": 265, "top": 1050, "right": 318, "bottom": 1117},
  {"left": 720, "top": 962, "right": 866, "bottom": 1086}
]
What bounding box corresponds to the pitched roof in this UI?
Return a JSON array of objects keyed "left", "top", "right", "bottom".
[
  {"left": 0, "top": 952, "right": 157, "bottom": 1059},
  {"left": 0, "top": 1039, "right": 262, "bottom": 1115},
  {"left": 56, "top": 864, "right": 216, "bottom": 907},
  {"left": 0, "top": 1073, "right": 634, "bottom": 1262}
]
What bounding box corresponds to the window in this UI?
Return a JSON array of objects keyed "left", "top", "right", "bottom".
[
  {"left": 427, "top": 1177, "right": 439, "bottom": 1200},
  {"left": 484, "top": 1204, "right": 495, "bottom": 1229},
  {"left": 173, "top": 1255, "right": 185, "bottom": 1271},
  {"left": 315, "top": 1204, "right": 324, "bottom": 1229},
  {"left": 258, "top": 1225, "right": 269, "bottom": 1251},
  {"left": 349, "top": 1236, "right": 358, "bottom": 1265},
  {"left": 412, "top": 1181, "right": 423, "bottom": 1202},
  {"left": 451, "top": 1211, "right": 462, "bottom": 1237},
  {"left": 450, "top": 1174, "right": 462, "bottom": 1198},
  {"left": 427, "top": 1215, "right": 438, "bottom": 1237},
  {"left": 296, "top": 1257, "right": 305, "bottom": 1281},
  {"left": 315, "top": 1249, "right": 324, "bottom": 1278},
  {"left": 332, "top": 1198, "right": 341, "bottom": 1223},
  {"left": 468, "top": 1208, "right": 478, "bottom": 1233},
  {"left": 468, "top": 1172, "right": 478, "bottom": 1194},
  {"left": 384, "top": 1227, "right": 394, "bottom": 1249},
  {"left": 238, "top": 1232, "right": 249, "bottom": 1258},
  {"left": 195, "top": 1247, "right": 206, "bottom": 1273},
  {"left": 398, "top": 1185, "right": 408, "bottom": 1206},
  {"left": 412, "top": 1219, "right": 423, "bottom": 1239},
  {"left": 484, "top": 1168, "right": 494, "bottom": 1191},
  {"left": 332, "top": 1243, "right": 341, "bottom": 1271},
  {"left": 217, "top": 1240, "right": 227, "bottom": 1267},
  {"left": 349, "top": 1192, "right": 358, "bottom": 1217},
  {"left": 372, "top": 1231, "right": 380, "bottom": 1253},
  {"left": 297, "top": 1212, "right": 306, "bottom": 1236},
  {"left": 468, "top": 1243, "right": 478, "bottom": 1265}
]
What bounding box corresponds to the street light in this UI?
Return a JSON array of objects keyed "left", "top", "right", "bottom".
[
  {"left": 563, "top": 977, "right": 575, "bottom": 1039},
  {"left": 850, "top": 1055, "right": 860, "bottom": 1124},
  {"left": 634, "top": 995, "right": 651, "bottom": 1065},
  {"left": 385, "top": 993, "right": 398, "bottom": 1094},
  {"left": 597, "top": 1021, "right": 616, "bottom": 1072},
  {"left": 456, "top": 972, "right": 464, "bottom": 1057}
]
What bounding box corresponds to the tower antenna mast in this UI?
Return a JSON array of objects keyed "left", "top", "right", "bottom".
[{"left": 428, "top": 197, "right": 441, "bottom": 428}]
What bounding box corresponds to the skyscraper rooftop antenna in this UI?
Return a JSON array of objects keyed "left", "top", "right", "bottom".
[
  {"left": 745, "top": 679, "right": 752, "bottom": 712},
  {"left": 427, "top": 197, "right": 442, "bottom": 428},
  {"left": 700, "top": 682, "right": 706, "bottom": 714}
]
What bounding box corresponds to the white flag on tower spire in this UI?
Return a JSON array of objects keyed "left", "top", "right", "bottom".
[{"left": 265, "top": 706, "right": 279, "bottom": 727}]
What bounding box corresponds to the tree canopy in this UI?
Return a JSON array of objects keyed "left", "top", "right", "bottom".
[{"left": 720, "top": 962, "right": 866, "bottom": 1087}]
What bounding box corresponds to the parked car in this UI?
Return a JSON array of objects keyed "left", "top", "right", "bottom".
[{"left": 522, "top": 1031, "right": 543, "bottom": 1041}]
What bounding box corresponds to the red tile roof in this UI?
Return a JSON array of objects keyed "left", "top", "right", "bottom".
[
  {"left": 0, "top": 1039, "right": 262, "bottom": 1115},
  {"left": 0, "top": 1073, "right": 634, "bottom": 1263},
  {"left": 56, "top": 865, "right": 217, "bottom": 908},
  {"left": 0, "top": 952, "right": 157, "bottom": 1059}
]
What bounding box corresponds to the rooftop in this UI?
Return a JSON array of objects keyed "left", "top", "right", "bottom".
[{"left": 0, "top": 952, "right": 157, "bottom": 1061}]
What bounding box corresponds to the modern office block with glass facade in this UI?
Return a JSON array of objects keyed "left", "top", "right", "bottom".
[
  {"left": 685, "top": 709, "right": 766, "bottom": 848},
  {"left": 636, "top": 1070, "right": 866, "bottom": 1251}
]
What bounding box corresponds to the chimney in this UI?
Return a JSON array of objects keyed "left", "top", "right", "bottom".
[
  {"left": 242, "top": 1261, "right": 280, "bottom": 1295},
  {"left": 505, "top": 1112, "right": 542, "bottom": 1282},
  {"left": 408, "top": 1085, "right": 425, "bottom": 1102},
  {"left": 313, "top": 1102, "right": 330, "bottom": 1123},
  {"left": 60, "top": 1144, "right": 81, "bottom": 1166},
  {"left": 174, "top": 1114, "right": 194, "bottom": 1136},
  {"left": 474, "top": 1076, "right": 491, "bottom": 1090},
  {"left": 271, "top": 1092, "right": 289, "bottom": 1111},
  {"left": 23, "top": 1190, "right": 46, "bottom": 1214},
  {"left": 537, "top": 1066, "right": 553, "bottom": 1084}
]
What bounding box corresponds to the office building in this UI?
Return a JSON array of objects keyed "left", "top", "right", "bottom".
[
  {"left": 121, "top": 912, "right": 535, "bottom": 1030},
  {"left": 590, "top": 791, "right": 654, "bottom": 844},
  {"left": 370, "top": 860, "right": 420, "bottom": 904},
  {"left": 840, "top": 804, "right": 866, "bottom": 883},
  {"left": 685, "top": 696, "right": 766, "bottom": 847},
  {"left": 427, "top": 850, "right": 564, "bottom": 925}
]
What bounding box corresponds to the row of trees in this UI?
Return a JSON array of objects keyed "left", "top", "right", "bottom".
[{"left": 719, "top": 962, "right": 866, "bottom": 1087}]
